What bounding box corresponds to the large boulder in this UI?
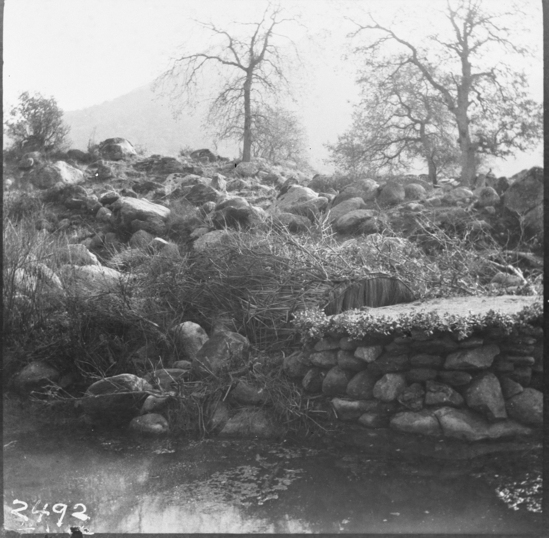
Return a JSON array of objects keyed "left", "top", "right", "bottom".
[
  {"left": 111, "top": 197, "right": 170, "bottom": 234},
  {"left": 322, "top": 366, "right": 353, "bottom": 395},
  {"left": 332, "top": 178, "right": 379, "bottom": 206},
  {"left": 268, "top": 185, "right": 319, "bottom": 216},
  {"left": 333, "top": 210, "right": 379, "bottom": 234},
  {"left": 327, "top": 197, "right": 367, "bottom": 223},
  {"left": 12, "top": 361, "right": 61, "bottom": 394},
  {"left": 192, "top": 331, "right": 250, "bottom": 377},
  {"left": 433, "top": 407, "right": 532, "bottom": 441},
  {"left": 504, "top": 166, "right": 543, "bottom": 216},
  {"left": 390, "top": 409, "right": 441, "bottom": 436},
  {"left": 505, "top": 388, "right": 543, "bottom": 426},
  {"left": 29, "top": 161, "right": 84, "bottom": 189},
  {"left": 58, "top": 264, "right": 128, "bottom": 296},
  {"left": 377, "top": 182, "right": 406, "bottom": 207},
  {"left": 464, "top": 373, "right": 507, "bottom": 421},
  {"left": 346, "top": 370, "right": 379, "bottom": 399},
  {"left": 373, "top": 373, "right": 407, "bottom": 402},
  {"left": 98, "top": 138, "right": 137, "bottom": 161}
]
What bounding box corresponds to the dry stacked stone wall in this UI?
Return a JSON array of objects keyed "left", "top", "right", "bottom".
[{"left": 285, "top": 325, "right": 543, "bottom": 442}]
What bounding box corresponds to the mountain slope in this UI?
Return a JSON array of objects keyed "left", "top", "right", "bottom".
[{"left": 63, "top": 83, "right": 238, "bottom": 157}]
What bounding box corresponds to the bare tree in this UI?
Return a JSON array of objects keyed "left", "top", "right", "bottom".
[
  {"left": 350, "top": 0, "right": 542, "bottom": 185},
  {"left": 250, "top": 104, "right": 309, "bottom": 166},
  {"left": 156, "top": 4, "right": 299, "bottom": 162},
  {"left": 328, "top": 62, "right": 460, "bottom": 183}
]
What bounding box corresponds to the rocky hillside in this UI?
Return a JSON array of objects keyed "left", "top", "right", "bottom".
[{"left": 3, "top": 138, "right": 543, "bottom": 439}]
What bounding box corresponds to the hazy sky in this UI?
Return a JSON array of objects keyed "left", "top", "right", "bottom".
[{"left": 3, "top": 0, "right": 543, "bottom": 175}]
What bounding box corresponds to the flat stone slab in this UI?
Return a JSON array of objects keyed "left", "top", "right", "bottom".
[{"left": 338, "top": 295, "right": 540, "bottom": 323}]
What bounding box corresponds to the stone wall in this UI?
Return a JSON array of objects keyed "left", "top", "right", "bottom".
[{"left": 284, "top": 323, "right": 543, "bottom": 442}]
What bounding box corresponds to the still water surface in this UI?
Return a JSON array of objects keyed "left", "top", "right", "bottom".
[{"left": 4, "top": 423, "right": 543, "bottom": 534}]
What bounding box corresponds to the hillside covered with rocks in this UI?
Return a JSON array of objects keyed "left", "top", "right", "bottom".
[{"left": 3, "top": 137, "right": 543, "bottom": 444}]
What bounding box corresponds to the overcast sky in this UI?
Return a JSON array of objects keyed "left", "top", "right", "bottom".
[{"left": 3, "top": 0, "right": 543, "bottom": 175}]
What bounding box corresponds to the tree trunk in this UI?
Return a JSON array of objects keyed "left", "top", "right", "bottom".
[
  {"left": 427, "top": 157, "right": 437, "bottom": 185},
  {"left": 242, "top": 73, "right": 253, "bottom": 162},
  {"left": 456, "top": 115, "right": 476, "bottom": 186}
]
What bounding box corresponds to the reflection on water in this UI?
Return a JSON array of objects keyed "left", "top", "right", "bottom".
[{"left": 3, "top": 426, "right": 543, "bottom": 534}]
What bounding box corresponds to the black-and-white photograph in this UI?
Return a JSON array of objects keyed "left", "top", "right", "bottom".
[{"left": 3, "top": 0, "right": 544, "bottom": 534}]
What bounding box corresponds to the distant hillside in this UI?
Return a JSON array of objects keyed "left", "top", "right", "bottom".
[{"left": 63, "top": 83, "right": 238, "bottom": 158}]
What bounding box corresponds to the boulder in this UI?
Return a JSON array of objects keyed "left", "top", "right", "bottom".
[
  {"left": 358, "top": 412, "right": 390, "bottom": 428},
  {"left": 184, "top": 183, "right": 221, "bottom": 206},
  {"left": 269, "top": 185, "right": 318, "bottom": 215},
  {"left": 57, "top": 244, "right": 100, "bottom": 266},
  {"left": 377, "top": 182, "right": 405, "bottom": 207},
  {"left": 499, "top": 376, "right": 524, "bottom": 399},
  {"left": 211, "top": 197, "right": 254, "bottom": 228},
  {"left": 129, "top": 413, "right": 169, "bottom": 435},
  {"left": 283, "top": 351, "right": 312, "bottom": 379},
  {"left": 437, "top": 371, "right": 472, "bottom": 387},
  {"left": 274, "top": 212, "right": 311, "bottom": 232},
  {"left": 333, "top": 210, "right": 378, "bottom": 234},
  {"left": 373, "top": 373, "right": 407, "bottom": 402},
  {"left": 475, "top": 186, "right": 500, "bottom": 207},
  {"left": 354, "top": 345, "right": 383, "bottom": 363},
  {"left": 302, "top": 368, "right": 325, "bottom": 392},
  {"left": 171, "top": 321, "right": 209, "bottom": 361},
  {"left": 504, "top": 166, "right": 543, "bottom": 216},
  {"left": 444, "top": 344, "right": 500, "bottom": 370},
  {"left": 98, "top": 138, "right": 137, "bottom": 161},
  {"left": 58, "top": 264, "right": 127, "bottom": 296},
  {"left": 464, "top": 373, "right": 507, "bottom": 421},
  {"left": 111, "top": 197, "right": 170, "bottom": 233},
  {"left": 13, "top": 263, "right": 63, "bottom": 296},
  {"left": 193, "top": 331, "right": 249, "bottom": 377},
  {"left": 29, "top": 161, "right": 84, "bottom": 189},
  {"left": 13, "top": 361, "right": 61, "bottom": 394},
  {"left": 235, "top": 161, "right": 259, "bottom": 177},
  {"left": 129, "top": 229, "right": 155, "bottom": 249},
  {"left": 327, "top": 197, "right": 367, "bottom": 222},
  {"left": 230, "top": 380, "right": 267, "bottom": 405},
  {"left": 390, "top": 410, "right": 442, "bottom": 436},
  {"left": 80, "top": 374, "right": 153, "bottom": 425},
  {"left": 505, "top": 388, "right": 543, "bottom": 426},
  {"left": 433, "top": 407, "right": 532, "bottom": 441},
  {"left": 346, "top": 370, "right": 380, "bottom": 399},
  {"left": 193, "top": 230, "right": 236, "bottom": 253},
  {"left": 219, "top": 408, "right": 282, "bottom": 438},
  {"left": 397, "top": 383, "right": 425, "bottom": 411},
  {"left": 322, "top": 366, "right": 353, "bottom": 396},
  {"left": 310, "top": 350, "right": 338, "bottom": 368},
  {"left": 331, "top": 398, "right": 377, "bottom": 421},
  {"left": 404, "top": 183, "right": 427, "bottom": 201},
  {"left": 337, "top": 350, "right": 368, "bottom": 372},
  {"left": 331, "top": 178, "right": 378, "bottom": 206},
  {"left": 190, "top": 148, "right": 218, "bottom": 163},
  {"left": 424, "top": 380, "right": 464, "bottom": 407}
]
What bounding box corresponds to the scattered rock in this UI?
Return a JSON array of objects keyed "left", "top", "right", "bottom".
[
  {"left": 13, "top": 361, "right": 61, "bottom": 394},
  {"left": 171, "top": 321, "right": 209, "bottom": 361},
  {"left": 193, "top": 331, "right": 249, "bottom": 377},
  {"left": 129, "top": 413, "right": 169, "bottom": 435}
]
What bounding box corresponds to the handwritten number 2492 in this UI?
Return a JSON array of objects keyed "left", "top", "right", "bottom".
[{"left": 11, "top": 500, "right": 89, "bottom": 526}]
